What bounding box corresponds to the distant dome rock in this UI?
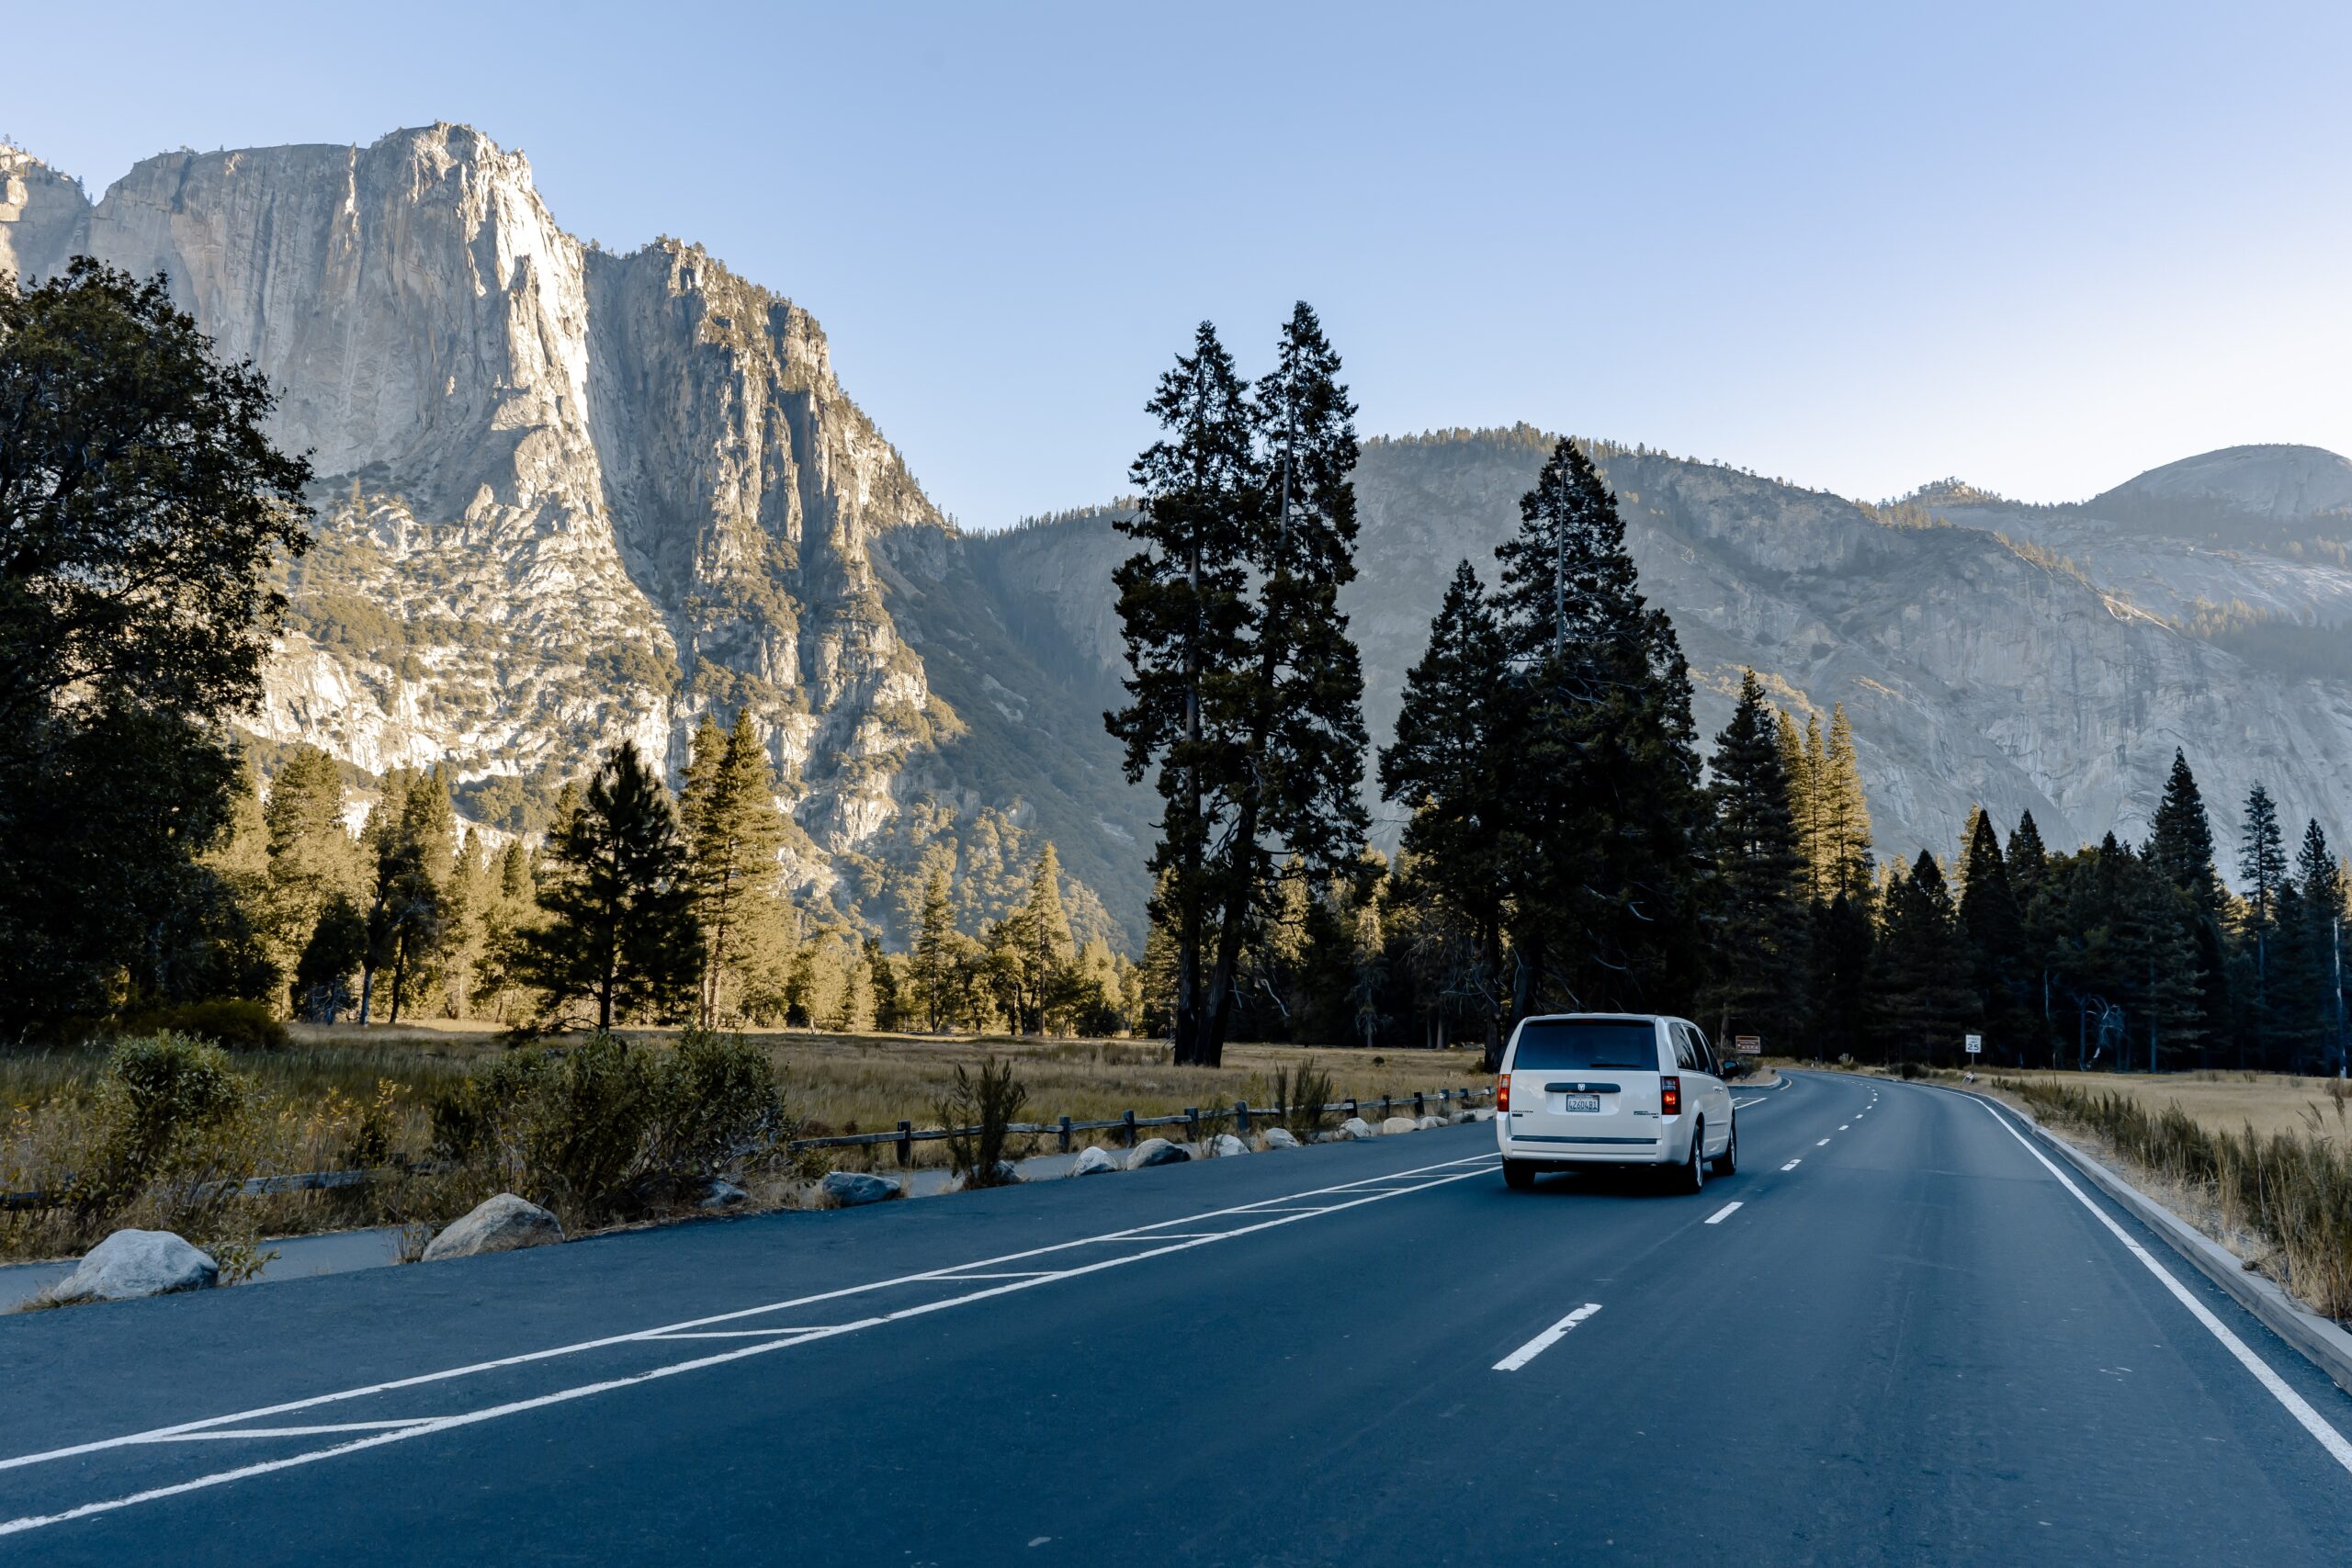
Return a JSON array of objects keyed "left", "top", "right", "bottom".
[
  {"left": 1902, "top": 478, "right": 2004, "bottom": 508},
  {"left": 2093, "top": 444, "right": 2352, "bottom": 525}
]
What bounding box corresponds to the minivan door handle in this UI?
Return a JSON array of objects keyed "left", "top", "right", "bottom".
[{"left": 1544, "top": 1082, "right": 1622, "bottom": 1094}]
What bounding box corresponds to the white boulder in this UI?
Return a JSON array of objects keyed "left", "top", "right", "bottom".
[
  {"left": 1471, "top": 1108, "right": 1496, "bottom": 1122},
  {"left": 698, "top": 1179, "right": 749, "bottom": 1210},
  {"left": 1069, "top": 1145, "right": 1121, "bottom": 1177},
  {"left": 820, "top": 1170, "right": 902, "bottom": 1207},
  {"left": 422, "top": 1193, "right": 563, "bottom": 1261},
  {"left": 1415, "top": 1115, "right": 1444, "bottom": 1130},
  {"left": 1340, "top": 1117, "right": 1376, "bottom": 1140},
  {"left": 51, "top": 1229, "right": 218, "bottom": 1303},
  {"left": 1128, "top": 1137, "right": 1191, "bottom": 1169},
  {"left": 1207, "top": 1134, "right": 1250, "bottom": 1158},
  {"left": 1382, "top": 1115, "right": 1418, "bottom": 1135},
  {"left": 1259, "top": 1127, "right": 1300, "bottom": 1150}
]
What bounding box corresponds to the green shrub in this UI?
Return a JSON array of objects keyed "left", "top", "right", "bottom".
[
  {"left": 434, "top": 1031, "right": 797, "bottom": 1227},
  {"left": 63, "top": 1032, "right": 273, "bottom": 1277},
  {"left": 122, "top": 998, "right": 288, "bottom": 1052},
  {"left": 939, "top": 1056, "right": 1027, "bottom": 1188}
]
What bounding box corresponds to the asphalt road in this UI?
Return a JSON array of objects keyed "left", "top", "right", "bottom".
[{"left": 6, "top": 1071, "right": 2352, "bottom": 1565}]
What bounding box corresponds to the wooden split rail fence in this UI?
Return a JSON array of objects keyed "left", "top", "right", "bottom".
[{"left": 1, "top": 1084, "right": 1495, "bottom": 1211}]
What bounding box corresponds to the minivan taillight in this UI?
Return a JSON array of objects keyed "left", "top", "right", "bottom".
[
  {"left": 1497, "top": 1076, "right": 1510, "bottom": 1112},
  {"left": 1660, "top": 1075, "right": 1680, "bottom": 1116}
]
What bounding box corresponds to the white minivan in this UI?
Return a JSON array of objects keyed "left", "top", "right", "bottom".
[{"left": 1495, "top": 1013, "right": 1736, "bottom": 1192}]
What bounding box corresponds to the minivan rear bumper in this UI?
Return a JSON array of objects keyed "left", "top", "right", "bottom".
[{"left": 1498, "top": 1118, "right": 1687, "bottom": 1166}]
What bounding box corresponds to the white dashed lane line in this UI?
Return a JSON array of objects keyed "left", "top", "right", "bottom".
[
  {"left": 1703, "top": 1201, "right": 1743, "bottom": 1225},
  {"left": 1781, "top": 1159, "right": 1802, "bottom": 1171},
  {"left": 1494, "top": 1303, "right": 1604, "bottom": 1371}
]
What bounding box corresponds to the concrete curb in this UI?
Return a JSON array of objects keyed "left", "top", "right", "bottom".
[{"left": 1962, "top": 1088, "right": 2352, "bottom": 1397}]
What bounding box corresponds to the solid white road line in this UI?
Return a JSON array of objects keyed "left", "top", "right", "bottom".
[
  {"left": 1703, "top": 1201, "right": 1743, "bottom": 1225},
  {"left": 1781, "top": 1159, "right": 1802, "bottom": 1171},
  {"left": 0, "top": 1154, "right": 1506, "bottom": 1537},
  {"left": 1493, "top": 1303, "right": 1603, "bottom": 1371},
  {"left": 1970, "top": 1097, "right": 2352, "bottom": 1480},
  {"left": 145, "top": 1421, "right": 435, "bottom": 1441}
]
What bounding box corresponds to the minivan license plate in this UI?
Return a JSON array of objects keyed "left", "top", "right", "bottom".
[{"left": 1564, "top": 1094, "right": 1601, "bottom": 1113}]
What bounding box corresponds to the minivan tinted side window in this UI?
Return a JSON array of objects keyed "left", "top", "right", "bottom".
[
  {"left": 1689, "top": 1025, "right": 1718, "bottom": 1077},
  {"left": 1670, "top": 1025, "right": 1698, "bottom": 1071}
]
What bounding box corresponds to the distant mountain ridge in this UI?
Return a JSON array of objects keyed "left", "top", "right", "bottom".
[{"left": 6, "top": 128, "right": 2348, "bottom": 943}]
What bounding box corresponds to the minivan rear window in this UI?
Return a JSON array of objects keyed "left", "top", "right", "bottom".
[{"left": 1510, "top": 1020, "right": 1659, "bottom": 1072}]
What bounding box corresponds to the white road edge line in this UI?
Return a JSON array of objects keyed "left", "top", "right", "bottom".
[
  {"left": 0, "top": 1158, "right": 1505, "bottom": 1537},
  {"left": 1702, "top": 1201, "right": 1743, "bottom": 1225},
  {"left": 1494, "top": 1303, "right": 1602, "bottom": 1371},
  {"left": 1969, "top": 1096, "right": 2352, "bottom": 1480}
]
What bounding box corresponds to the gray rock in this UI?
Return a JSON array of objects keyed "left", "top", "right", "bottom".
[
  {"left": 51, "top": 1229, "right": 218, "bottom": 1303},
  {"left": 820, "top": 1170, "right": 902, "bottom": 1207},
  {"left": 1446, "top": 1111, "right": 1474, "bottom": 1125},
  {"left": 1340, "top": 1117, "right": 1376, "bottom": 1140},
  {"left": 1207, "top": 1133, "right": 1250, "bottom": 1158},
  {"left": 1128, "top": 1137, "right": 1192, "bottom": 1169},
  {"left": 1259, "top": 1127, "right": 1301, "bottom": 1150},
  {"left": 1311, "top": 1130, "right": 1349, "bottom": 1144},
  {"left": 1382, "top": 1115, "right": 1418, "bottom": 1135},
  {"left": 1069, "top": 1145, "right": 1121, "bottom": 1177},
  {"left": 949, "top": 1160, "right": 1022, "bottom": 1191},
  {"left": 697, "top": 1179, "right": 749, "bottom": 1211},
  {"left": 1415, "top": 1115, "right": 1444, "bottom": 1130},
  {"left": 422, "top": 1193, "right": 564, "bottom": 1261},
  {"left": 1471, "top": 1108, "right": 1497, "bottom": 1122}
]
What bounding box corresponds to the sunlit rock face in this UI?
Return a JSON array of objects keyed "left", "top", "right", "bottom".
[{"left": 0, "top": 126, "right": 949, "bottom": 894}]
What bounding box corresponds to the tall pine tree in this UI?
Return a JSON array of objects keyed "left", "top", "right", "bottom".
[
  {"left": 680, "top": 709, "right": 792, "bottom": 1027},
  {"left": 1106, "top": 307, "right": 1366, "bottom": 1066},
  {"left": 1701, "top": 671, "right": 1809, "bottom": 1051},
  {"left": 1490, "top": 437, "right": 1705, "bottom": 1014},
  {"left": 516, "top": 742, "right": 702, "bottom": 1030},
  {"left": 2237, "top": 783, "right": 2289, "bottom": 1067},
  {"left": 1379, "top": 559, "right": 1512, "bottom": 1066}
]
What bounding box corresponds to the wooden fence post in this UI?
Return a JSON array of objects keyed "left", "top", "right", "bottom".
[
  {"left": 1057, "top": 1115, "right": 1073, "bottom": 1154},
  {"left": 1123, "top": 1109, "right": 1138, "bottom": 1148},
  {"left": 1235, "top": 1100, "right": 1250, "bottom": 1134},
  {"left": 896, "top": 1120, "right": 912, "bottom": 1168}
]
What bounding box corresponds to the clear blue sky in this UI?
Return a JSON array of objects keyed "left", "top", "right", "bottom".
[{"left": 10, "top": 1, "right": 2349, "bottom": 527}]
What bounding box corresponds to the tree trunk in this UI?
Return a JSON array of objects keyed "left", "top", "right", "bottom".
[
  {"left": 1479, "top": 908, "right": 1506, "bottom": 1072},
  {"left": 358, "top": 964, "right": 374, "bottom": 1026}
]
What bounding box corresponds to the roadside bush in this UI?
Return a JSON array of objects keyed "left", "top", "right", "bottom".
[
  {"left": 430, "top": 1030, "right": 799, "bottom": 1227},
  {"left": 939, "top": 1056, "right": 1027, "bottom": 1188},
  {"left": 51, "top": 1032, "right": 274, "bottom": 1277},
  {"left": 1270, "top": 1059, "right": 1337, "bottom": 1139},
  {"left": 120, "top": 998, "right": 287, "bottom": 1053}
]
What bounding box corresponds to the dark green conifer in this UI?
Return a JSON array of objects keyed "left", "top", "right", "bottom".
[
  {"left": 1700, "top": 671, "right": 1809, "bottom": 1052},
  {"left": 1489, "top": 438, "right": 1706, "bottom": 1015},
  {"left": 1379, "top": 559, "right": 1511, "bottom": 1066},
  {"left": 516, "top": 742, "right": 703, "bottom": 1029}
]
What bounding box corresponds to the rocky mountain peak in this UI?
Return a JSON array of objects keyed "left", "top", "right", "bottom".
[{"left": 2091, "top": 444, "right": 2352, "bottom": 528}]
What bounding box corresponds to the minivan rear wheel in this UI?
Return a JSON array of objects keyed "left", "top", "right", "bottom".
[
  {"left": 1675, "top": 1123, "right": 1705, "bottom": 1193},
  {"left": 1502, "top": 1158, "right": 1537, "bottom": 1191},
  {"left": 1711, "top": 1118, "right": 1737, "bottom": 1176}
]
